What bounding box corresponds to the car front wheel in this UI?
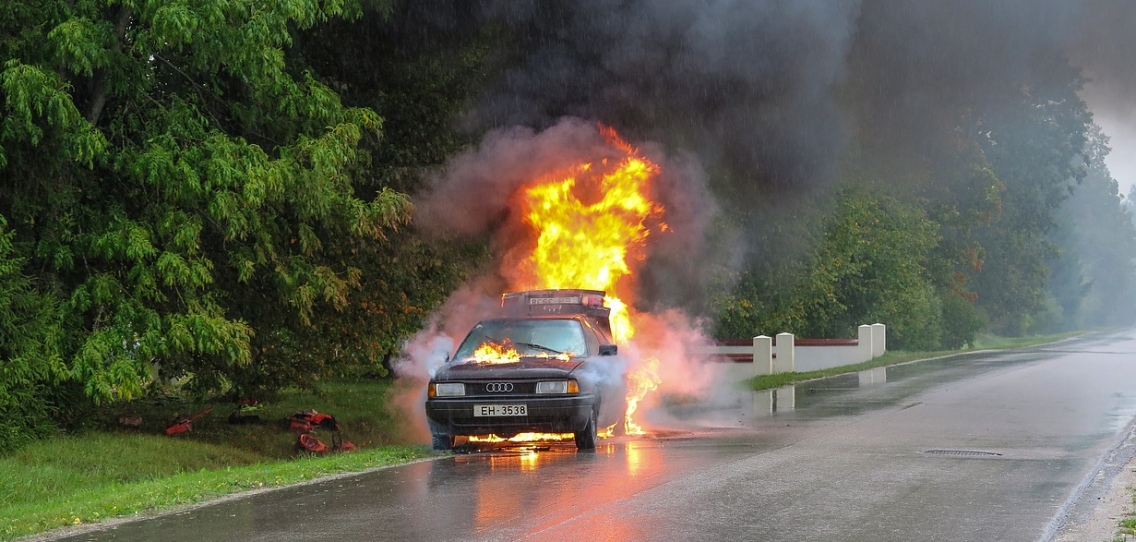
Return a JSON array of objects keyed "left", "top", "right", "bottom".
[
  {"left": 431, "top": 431, "right": 455, "bottom": 451},
  {"left": 428, "top": 419, "right": 455, "bottom": 451},
  {"left": 575, "top": 408, "right": 598, "bottom": 451}
]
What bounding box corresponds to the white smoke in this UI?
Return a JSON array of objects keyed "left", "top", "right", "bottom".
[
  {"left": 388, "top": 281, "right": 504, "bottom": 442},
  {"left": 393, "top": 324, "right": 453, "bottom": 381},
  {"left": 616, "top": 309, "right": 751, "bottom": 429},
  {"left": 392, "top": 280, "right": 503, "bottom": 379}
]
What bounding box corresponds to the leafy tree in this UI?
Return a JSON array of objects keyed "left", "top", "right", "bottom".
[
  {"left": 0, "top": 0, "right": 412, "bottom": 407},
  {"left": 969, "top": 57, "right": 1092, "bottom": 334},
  {"left": 918, "top": 160, "right": 996, "bottom": 348},
  {"left": 0, "top": 216, "right": 65, "bottom": 452},
  {"left": 268, "top": 2, "right": 500, "bottom": 383},
  {"left": 709, "top": 260, "right": 804, "bottom": 340},
  {"left": 712, "top": 188, "right": 947, "bottom": 350},
  {"left": 792, "top": 188, "right": 943, "bottom": 350}
]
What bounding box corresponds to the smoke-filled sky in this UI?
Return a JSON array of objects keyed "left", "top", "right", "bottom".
[
  {"left": 465, "top": 0, "right": 860, "bottom": 196},
  {"left": 1072, "top": 0, "right": 1136, "bottom": 194},
  {"left": 405, "top": 0, "right": 1136, "bottom": 311},
  {"left": 398, "top": 0, "right": 1136, "bottom": 322},
  {"left": 408, "top": 0, "right": 1136, "bottom": 198}
]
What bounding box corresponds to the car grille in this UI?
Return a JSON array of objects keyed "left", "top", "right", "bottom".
[{"left": 468, "top": 382, "right": 535, "bottom": 396}]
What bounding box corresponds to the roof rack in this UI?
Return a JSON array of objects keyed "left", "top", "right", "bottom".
[{"left": 500, "top": 289, "right": 610, "bottom": 320}]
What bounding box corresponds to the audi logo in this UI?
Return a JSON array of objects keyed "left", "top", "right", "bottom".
[{"left": 485, "top": 382, "right": 514, "bottom": 393}]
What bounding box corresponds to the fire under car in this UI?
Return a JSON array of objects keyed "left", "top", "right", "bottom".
[{"left": 425, "top": 289, "right": 626, "bottom": 451}]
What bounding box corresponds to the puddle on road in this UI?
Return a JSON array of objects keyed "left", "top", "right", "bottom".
[{"left": 658, "top": 351, "right": 1048, "bottom": 429}]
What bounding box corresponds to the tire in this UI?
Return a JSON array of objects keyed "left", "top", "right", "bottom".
[
  {"left": 575, "top": 408, "right": 598, "bottom": 451},
  {"left": 431, "top": 431, "right": 454, "bottom": 451},
  {"left": 428, "top": 418, "right": 455, "bottom": 452}
]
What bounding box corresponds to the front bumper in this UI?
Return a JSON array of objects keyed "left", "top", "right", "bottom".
[{"left": 425, "top": 394, "right": 595, "bottom": 436}]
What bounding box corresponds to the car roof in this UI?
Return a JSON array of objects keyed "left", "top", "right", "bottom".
[{"left": 472, "top": 314, "right": 613, "bottom": 342}]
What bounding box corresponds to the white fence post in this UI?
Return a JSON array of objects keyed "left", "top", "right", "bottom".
[
  {"left": 753, "top": 335, "right": 772, "bottom": 375},
  {"left": 872, "top": 323, "right": 886, "bottom": 357},
  {"left": 774, "top": 332, "right": 795, "bottom": 373},
  {"left": 858, "top": 325, "right": 873, "bottom": 362}
]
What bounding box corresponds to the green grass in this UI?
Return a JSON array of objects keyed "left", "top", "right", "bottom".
[
  {"left": 1118, "top": 497, "right": 1136, "bottom": 541},
  {"left": 74, "top": 379, "right": 426, "bottom": 460},
  {"left": 1120, "top": 478, "right": 1136, "bottom": 540},
  {"left": 0, "top": 379, "right": 435, "bottom": 541}
]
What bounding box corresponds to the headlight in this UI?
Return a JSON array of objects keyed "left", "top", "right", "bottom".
[
  {"left": 536, "top": 380, "right": 579, "bottom": 394},
  {"left": 430, "top": 383, "right": 465, "bottom": 397}
]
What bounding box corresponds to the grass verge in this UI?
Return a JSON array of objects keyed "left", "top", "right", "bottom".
[{"left": 1, "top": 378, "right": 434, "bottom": 541}]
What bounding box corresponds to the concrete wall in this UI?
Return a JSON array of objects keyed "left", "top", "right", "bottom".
[
  {"left": 796, "top": 342, "right": 862, "bottom": 372},
  {"left": 704, "top": 324, "right": 887, "bottom": 380}
]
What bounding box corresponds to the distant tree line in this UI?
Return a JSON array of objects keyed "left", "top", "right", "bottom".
[{"left": 709, "top": 45, "right": 1136, "bottom": 348}]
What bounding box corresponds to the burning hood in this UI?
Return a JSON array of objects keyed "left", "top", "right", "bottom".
[{"left": 434, "top": 356, "right": 585, "bottom": 381}]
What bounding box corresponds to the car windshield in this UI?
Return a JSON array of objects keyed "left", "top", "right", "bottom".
[{"left": 453, "top": 319, "right": 588, "bottom": 362}]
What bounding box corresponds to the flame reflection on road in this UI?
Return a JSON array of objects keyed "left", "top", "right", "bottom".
[
  {"left": 444, "top": 437, "right": 674, "bottom": 537},
  {"left": 625, "top": 441, "right": 645, "bottom": 477}
]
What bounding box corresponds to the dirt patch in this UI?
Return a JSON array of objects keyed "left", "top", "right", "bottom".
[{"left": 1056, "top": 450, "right": 1136, "bottom": 542}]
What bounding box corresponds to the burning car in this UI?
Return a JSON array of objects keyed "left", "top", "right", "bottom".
[{"left": 425, "top": 289, "right": 626, "bottom": 451}]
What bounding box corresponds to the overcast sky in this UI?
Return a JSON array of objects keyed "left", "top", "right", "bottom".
[
  {"left": 1071, "top": 0, "right": 1136, "bottom": 198},
  {"left": 1083, "top": 86, "right": 1136, "bottom": 198}
]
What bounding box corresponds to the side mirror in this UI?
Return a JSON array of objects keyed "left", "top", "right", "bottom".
[{"left": 599, "top": 344, "right": 618, "bottom": 356}]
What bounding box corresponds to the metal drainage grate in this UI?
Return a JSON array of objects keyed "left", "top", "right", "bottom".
[{"left": 923, "top": 449, "right": 1002, "bottom": 457}]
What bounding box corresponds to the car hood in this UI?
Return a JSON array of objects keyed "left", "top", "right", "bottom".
[{"left": 434, "top": 356, "right": 584, "bottom": 381}]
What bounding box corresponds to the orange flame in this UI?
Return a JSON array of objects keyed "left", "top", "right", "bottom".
[
  {"left": 624, "top": 358, "right": 661, "bottom": 435},
  {"left": 471, "top": 340, "right": 521, "bottom": 364},
  {"left": 513, "top": 126, "right": 666, "bottom": 435},
  {"left": 468, "top": 433, "right": 574, "bottom": 444}
]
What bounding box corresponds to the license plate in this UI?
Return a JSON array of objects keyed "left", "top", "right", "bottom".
[{"left": 473, "top": 404, "right": 527, "bottom": 417}]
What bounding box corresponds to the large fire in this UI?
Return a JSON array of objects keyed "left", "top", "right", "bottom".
[{"left": 512, "top": 126, "right": 666, "bottom": 437}]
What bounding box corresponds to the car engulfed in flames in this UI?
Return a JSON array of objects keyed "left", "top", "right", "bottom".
[
  {"left": 425, "top": 290, "right": 626, "bottom": 451},
  {"left": 424, "top": 126, "right": 672, "bottom": 449}
]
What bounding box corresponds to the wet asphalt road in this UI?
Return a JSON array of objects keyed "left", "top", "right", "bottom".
[{"left": 52, "top": 330, "right": 1136, "bottom": 542}]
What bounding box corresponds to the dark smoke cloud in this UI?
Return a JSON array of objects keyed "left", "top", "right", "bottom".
[
  {"left": 414, "top": 119, "right": 621, "bottom": 238},
  {"left": 465, "top": 0, "right": 863, "bottom": 196},
  {"left": 408, "top": 0, "right": 863, "bottom": 306},
  {"left": 1071, "top": 0, "right": 1136, "bottom": 189},
  {"left": 405, "top": 0, "right": 1136, "bottom": 303},
  {"left": 844, "top": 0, "right": 1136, "bottom": 186},
  {"left": 1072, "top": 0, "right": 1136, "bottom": 112},
  {"left": 405, "top": 0, "right": 1133, "bottom": 251},
  {"left": 400, "top": 0, "right": 1135, "bottom": 191}
]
